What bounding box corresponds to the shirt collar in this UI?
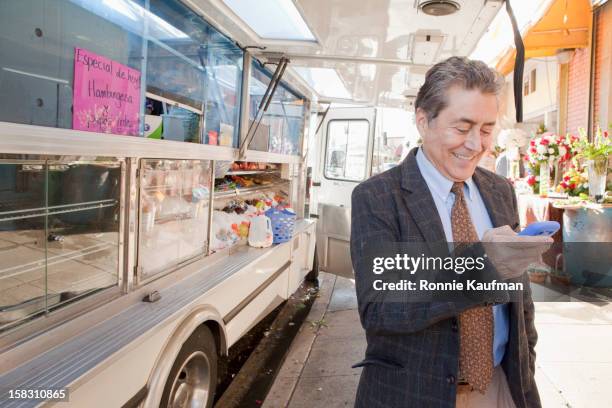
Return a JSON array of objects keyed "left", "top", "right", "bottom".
[{"left": 415, "top": 147, "right": 476, "bottom": 202}]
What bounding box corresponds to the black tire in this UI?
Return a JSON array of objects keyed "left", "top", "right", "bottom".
[
  {"left": 305, "top": 245, "right": 319, "bottom": 284},
  {"left": 160, "top": 326, "right": 218, "bottom": 408}
]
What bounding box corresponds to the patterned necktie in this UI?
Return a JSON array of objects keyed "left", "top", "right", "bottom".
[{"left": 451, "top": 181, "right": 494, "bottom": 393}]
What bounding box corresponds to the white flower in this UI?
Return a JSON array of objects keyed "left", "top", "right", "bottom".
[
  {"left": 537, "top": 144, "right": 547, "bottom": 154},
  {"left": 559, "top": 146, "right": 567, "bottom": 157},
  {"left": 548, "top": 148, "right": 555, "bottom": 154}
]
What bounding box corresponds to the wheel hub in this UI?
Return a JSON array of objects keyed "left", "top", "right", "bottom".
[{"left": 168, "top": 351, "right": 211, "bottom": 408}]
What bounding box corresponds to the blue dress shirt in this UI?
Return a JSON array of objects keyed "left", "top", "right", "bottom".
[{"left": 415, "top": 148, "right": 509, "bottom": 366}]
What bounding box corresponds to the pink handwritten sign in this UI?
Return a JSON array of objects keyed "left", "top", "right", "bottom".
[{"left": 72, "top": 47, "right": 141, "bottom": 136}]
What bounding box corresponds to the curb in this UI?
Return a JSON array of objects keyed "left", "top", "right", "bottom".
[{"left": 262, "top": 272, "right": 338, "bottom": 408}]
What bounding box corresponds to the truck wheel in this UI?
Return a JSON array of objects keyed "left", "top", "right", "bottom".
[
  {"left": 160, "top": 326, "right": 217, "bottom": 408},
  {"left": 305, "top": 245, "right": 319, "bottom": 284}
]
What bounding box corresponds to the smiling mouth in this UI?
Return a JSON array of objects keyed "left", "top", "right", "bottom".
[{"left": 452, "top": 152, "right": 475, "bottom": 161}]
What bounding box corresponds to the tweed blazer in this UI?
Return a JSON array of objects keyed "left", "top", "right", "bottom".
[{"left": 350, "top": 148, "right": 541, "bottom": 408}]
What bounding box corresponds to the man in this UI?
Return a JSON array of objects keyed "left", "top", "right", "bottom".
[
  {"left": 495, "top": 150, "right": 511, "bottom": 178},
  {"left": 350, "top": 57, "right": 551, "bottom": 408}
]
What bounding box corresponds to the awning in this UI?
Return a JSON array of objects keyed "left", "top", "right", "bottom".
[{"left": 496, "top": 0, "right": 592, "bottom": 75}]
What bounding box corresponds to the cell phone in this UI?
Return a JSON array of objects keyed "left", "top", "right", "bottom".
[{"left": 518, "top": 221, "right": 560, "bottom": 237}]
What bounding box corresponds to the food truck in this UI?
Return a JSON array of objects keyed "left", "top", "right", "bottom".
[{"left": 5, "top": 0, "right": 608, "bottom": 407}]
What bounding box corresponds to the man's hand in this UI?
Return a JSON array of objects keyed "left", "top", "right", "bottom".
[{"left": 482, "top": 225, "right": 553, "bottom": 280}]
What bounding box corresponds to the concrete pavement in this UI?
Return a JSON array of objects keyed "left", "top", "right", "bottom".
[{"left": 264, "top": 272, "right": 612, "bottom": 408}]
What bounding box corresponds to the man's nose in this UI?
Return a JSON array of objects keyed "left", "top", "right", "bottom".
[{"left": 464, "top": 128, "right": 483, "bottom": 152}]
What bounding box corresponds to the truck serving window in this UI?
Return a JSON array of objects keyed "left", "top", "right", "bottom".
[
  {"left": 324, "top": 119, "right": 369, "bottom": 182},
  {"left": 249, "top": 61, "right": 306, "bottom": 156},
  {"left": 0, "top": 0, "right": 244, "bottom": 146}
]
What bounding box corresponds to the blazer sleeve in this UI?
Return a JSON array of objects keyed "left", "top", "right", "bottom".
[
  {"left": 350, "top": 182, "right": 489, "bottom": 336},
  {"left": 508, "top": 180, "right": 538, "bottom": 368},
  {"left": 523, "top": 271, "right": 538, "bottom": 377},
  {"left": 510, "top": 181, "right": 541, "bottom": 406}
]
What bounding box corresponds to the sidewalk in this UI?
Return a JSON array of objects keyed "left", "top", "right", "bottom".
[{"left": 263, "top": 273, "right": 612, "bottom": 408}]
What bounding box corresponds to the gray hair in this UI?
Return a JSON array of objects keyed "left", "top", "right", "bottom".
[{"left": 415, "top": 56, "right": 503, "bottom": 121}]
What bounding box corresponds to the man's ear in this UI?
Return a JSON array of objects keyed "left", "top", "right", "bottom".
[{"left": 415, "top": 108, "right": 429, "bottom": 137}]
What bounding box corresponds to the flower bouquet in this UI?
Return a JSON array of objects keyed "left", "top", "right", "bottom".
[
  {"left": 526, "top": 132, "right": 573, "bottom": 163},
  {"left": 573, "top": 127, "right": 611, "bottom": 202},
  {"left": 527, "top": 264, "right": 549, "bottom": 284},
  {"left": 556, "top": 165, "right": 588, "bottom": 198},
  {"left": 524, "top": 132, "right": 575, "bottom": 196}
]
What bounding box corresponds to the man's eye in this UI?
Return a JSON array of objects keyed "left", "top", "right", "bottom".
[{"left": 455, "top": 128, "right": 469, "bottom": 134}]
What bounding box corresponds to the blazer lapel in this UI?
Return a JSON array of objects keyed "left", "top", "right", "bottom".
[{"left": 399, "top": 148, "right": 447, "bottom": 243}]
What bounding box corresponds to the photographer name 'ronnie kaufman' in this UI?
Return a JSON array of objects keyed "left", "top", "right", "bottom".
[
  {"left": 372, "top": 279, "right": 524, "bottom": 292},
  {"left": 370, "top": 254, "right": 524, "bottom": 292}
]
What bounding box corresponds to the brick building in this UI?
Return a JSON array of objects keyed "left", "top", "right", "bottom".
[
  {"left": 592, "top": 1, "right": 612, "bottom": 132},
  {"left": 566, "top": 0, "right": 611, "bottom": 135}
]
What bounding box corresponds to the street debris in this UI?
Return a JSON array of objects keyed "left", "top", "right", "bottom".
[{"left": 309, "top": 319, "right": 328, "bottom": 329}]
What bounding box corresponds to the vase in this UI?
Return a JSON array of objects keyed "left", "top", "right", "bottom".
[
  {"left": 528, "top": 270, "right": 548, "bottom": 284},
  {"left": 553, "top": 159, "right": 562, "bottom": 188},
  {"left": 587, "top": 156, "right": 608, "bottom": 202},
  {"left": 539, "top": 162, "right": 550, "bottom": 197}
]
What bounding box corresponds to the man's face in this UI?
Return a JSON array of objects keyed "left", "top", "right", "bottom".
[{"left": 416, "top": 85, "right": 498, "bottom": 182}]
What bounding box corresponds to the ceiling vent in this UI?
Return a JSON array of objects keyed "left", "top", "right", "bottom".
[{"left": 419, "top": 0, "right": 461, "bottom": 16}]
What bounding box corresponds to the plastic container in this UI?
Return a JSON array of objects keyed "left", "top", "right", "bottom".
[
  {"left": 248, "top": 215, "right": 273, "bottom": 248},
  {"left": 265, "top": 207, "right": 296, "bottom": 244}
]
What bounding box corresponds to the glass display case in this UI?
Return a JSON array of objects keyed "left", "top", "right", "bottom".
[
  {"left": 211, "top": 162, "right": 290, "bottom": 252},
  {"left": 137, "top": 159, "right": 212, "bottom": 280},
  {"left": 0, "top": 157, "right": 122, "bottom": 332}
]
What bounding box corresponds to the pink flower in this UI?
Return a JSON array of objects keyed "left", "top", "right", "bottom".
[
  {"left": 530, "top": 140, "right": 536, "bottom": 146},
  {"left": 541, "top": 138, "right": 550, "bottom": 145},
  {"left": 527, "top": 176, "right": 536, "bottom": 186}
]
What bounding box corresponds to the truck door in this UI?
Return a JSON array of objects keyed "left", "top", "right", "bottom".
[{"left": 310, "top": 107, "right": 375, "bottom": 278}]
